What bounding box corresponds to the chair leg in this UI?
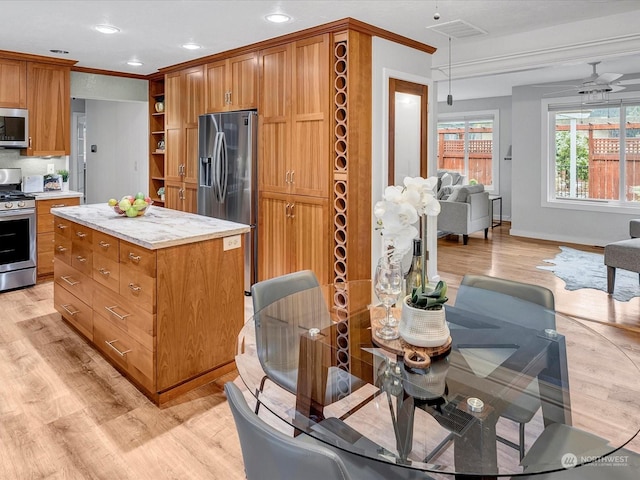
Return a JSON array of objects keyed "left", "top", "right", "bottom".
[
  {"left": 484, "top": 227, "right": 489, "bottom": 239},
  {"left": 607, "top": 266, "right": 616, "bottom": 294},
  {"left": 463, "top": 234, "right": 469, "bottom": 245},
  {"left": 254, "top": 375, "right": 269, "bottom": 414},
  {"left": 519, "top": 422, "right": 526, "bottom": 461}
]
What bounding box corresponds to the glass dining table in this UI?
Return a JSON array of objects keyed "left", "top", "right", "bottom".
[{"left": 235, "top": 280, "right": 640, "bottom": 479}]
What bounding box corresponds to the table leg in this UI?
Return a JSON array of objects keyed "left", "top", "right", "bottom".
[
  {"left": 295, "top": 332, "right": 330, "bottom": 430},
  {"left": 539, "top": 335, "right": 572, "bottom": 427}
]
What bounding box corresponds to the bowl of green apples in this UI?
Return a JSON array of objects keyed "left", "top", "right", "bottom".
[{"left": 108, "top": 192, "right": 153, "bottom": 217}]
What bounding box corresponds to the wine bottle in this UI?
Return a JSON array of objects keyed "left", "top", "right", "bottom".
[{"left": 405, "top": 238, "right": 423, "bottom": 296}]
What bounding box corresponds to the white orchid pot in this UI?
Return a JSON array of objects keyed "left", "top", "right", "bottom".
[{"left": 399, "top": 296, "right": 450, "bottom": 347}]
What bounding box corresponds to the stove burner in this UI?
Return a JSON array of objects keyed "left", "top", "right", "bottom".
[{"left": 0, "top": 190, "right": 35, "bottom": 201}]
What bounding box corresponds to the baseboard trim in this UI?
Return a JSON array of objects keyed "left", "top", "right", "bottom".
[{"left": 509, "top": 228, "right": 607, "bottom": 248}]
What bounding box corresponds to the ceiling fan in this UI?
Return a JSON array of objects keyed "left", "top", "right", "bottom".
[{"left": 536, "top": 61, "right": 640, "bottom": 97}]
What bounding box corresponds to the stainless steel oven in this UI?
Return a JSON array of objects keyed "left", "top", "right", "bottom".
[{"left": 0, "top": 168, "right": 36, "bottom": 292}]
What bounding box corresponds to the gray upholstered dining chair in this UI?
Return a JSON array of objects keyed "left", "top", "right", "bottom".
[
  {"left": 251, "top": 270, "right": 363, "bottom": 414},
  {"left": 455, "top": 274, "right": 556, "bottom": 460},
  {"left": 516, "top": 423, "right": 640, "bottom": 479},
  {"left": 225, "top": 382, "right": 430, "bottom": 480}
]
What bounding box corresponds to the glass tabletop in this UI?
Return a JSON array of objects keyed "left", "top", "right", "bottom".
[{"left": 235, "top": 280, "right": 640, "bottom": 478}]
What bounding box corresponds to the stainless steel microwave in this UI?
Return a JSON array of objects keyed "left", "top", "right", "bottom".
[{"left": 0, "top": 108, "right": 29, "bottom": 148}]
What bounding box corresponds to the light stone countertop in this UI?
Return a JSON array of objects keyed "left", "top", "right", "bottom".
[
  {"left": 33, "top": 190, "right": 83, "bottom": 200},
  {"left": 52, "top": 203, "right": 250, "bottom": 250}
]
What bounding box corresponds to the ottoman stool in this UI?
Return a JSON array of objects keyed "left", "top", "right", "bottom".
[{"left": 604, "top": 238, "right": 640, "bottom": 294}]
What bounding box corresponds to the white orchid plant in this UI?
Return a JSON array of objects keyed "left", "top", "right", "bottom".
[{"left": 374, "top": 176, "right": 440, "bottom": 258}]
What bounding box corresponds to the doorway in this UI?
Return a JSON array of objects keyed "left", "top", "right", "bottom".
[{"left": 388, "top": 78, "right": 428, "bottom": 185}]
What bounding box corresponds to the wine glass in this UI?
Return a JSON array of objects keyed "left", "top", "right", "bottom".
[{"left": 374, "top": 258, "right": 402, "bottom": 340}]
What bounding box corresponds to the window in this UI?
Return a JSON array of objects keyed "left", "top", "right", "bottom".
[
  {"left": 437, "top": 111, "right": 499, "bottom": 192},
  {"left": 547, "top": 100, "right": 640, "bottom": 207}
]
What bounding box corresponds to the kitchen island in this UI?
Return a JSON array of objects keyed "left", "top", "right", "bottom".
[{"left": 52, "top": 203, "right": 249, "bottom": 405}]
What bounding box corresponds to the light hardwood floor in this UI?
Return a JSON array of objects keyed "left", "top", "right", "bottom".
[{"left": 1, "top": 223, "right": 638, "bottom": 479}]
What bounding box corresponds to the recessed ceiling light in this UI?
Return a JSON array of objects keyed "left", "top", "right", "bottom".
[
  {"left": 127, "top": 60, "right": 143, "bottom": 67},
  {"left": 265, "top": 13, "right": 291, "bottom": 24},
  {"left": 49, "top": 49, "right": 69, "bottom": 54},
  {"left": 182, "top": 43, "right": 202, "bottom": 50},
  {"left": 95, "top": 24, "right": 120, "bottom": 34}
]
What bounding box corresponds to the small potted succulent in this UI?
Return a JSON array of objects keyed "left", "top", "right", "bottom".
[{"left": 399, "top": 280, "right": 450, "bottom": 348}]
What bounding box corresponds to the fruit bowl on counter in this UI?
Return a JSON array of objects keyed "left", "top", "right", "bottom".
[{"left": 108, "top": 193, "right": 153, "bottom": 218}]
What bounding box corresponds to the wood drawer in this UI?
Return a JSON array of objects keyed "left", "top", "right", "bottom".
[
  {"left": 120, "top": 240, "right": 156, "bottom": 277},
  {"left": 70, "top": 223, "right": 93, "bottom": 246},
  {"left": 119, "top": 263, "right": 155, "bottom": 314},
  {"left": 37, "top": 231, "right": 55, "bottom": 276},
  {"left": 93, "top": 231, "right": 119, "bottom": 262},
  {"left": 92, "top": 254, "right": 120, "bottom": 293},
  {"left": 37, "top": 197, "right": 80, "bottom": 234},
  {"left": 93, "top": 313, "right": 155, "bottom": 393},
  {"left": 54, "top": 260, "right": 94, "bottom": 308},
  {"left": 54, "top": 234, "right": 72, "bottom": 265},
  {"left": 54, "top": 286, "right": 93, "bottom": 340},
  {"left": 54, "top": 217, "right": 74, "bottom": 240},
  {"left": 71, "top": 242, "right": 93, "bottom": 277},
  {"left": 93, "top": 287, "right": 155, "bottom": 351}
]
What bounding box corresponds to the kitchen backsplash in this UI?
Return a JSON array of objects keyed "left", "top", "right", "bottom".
[{"left": 0, "top": 149, "right": 69, "bottom": 180}]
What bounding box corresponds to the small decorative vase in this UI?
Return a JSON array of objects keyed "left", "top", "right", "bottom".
[
  {"left": 160, "top": 193, "right": 165, "bottom": 201},
  {"left": 399, "top": 295, "right": 450, "bottom": 347},
  {"left": 155, "top": 101, "right": 164, "bottom": 113},
  {"left": 62, "top": 181, "right": 69, "bottom": 192}
]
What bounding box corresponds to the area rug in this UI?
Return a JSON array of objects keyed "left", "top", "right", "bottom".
[{"left": 537, "top": 246, "right": 640, "bottom": 302}]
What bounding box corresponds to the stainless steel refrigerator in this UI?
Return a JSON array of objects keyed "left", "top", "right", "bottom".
[{"left": 198, "top": 110, "right": 257, "bottom": 294}]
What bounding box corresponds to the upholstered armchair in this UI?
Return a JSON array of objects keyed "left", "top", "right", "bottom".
[{"left": 438, "top": 184, "right": 491, "bottom": 245}]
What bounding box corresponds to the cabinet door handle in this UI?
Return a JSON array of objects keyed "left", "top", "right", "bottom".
[
  {"left": 105, "top": 305, "right": 131, "bottom": 320},
  {"left": 290, "top": 170, "right": 295, "bottom": 184},
  {"left": 285, "top": 203, "right": 290, "bottom": 218},
  {"left": 61, "top": 304, "right": 79, "bottom": 316},
  {"left": 290, "top": 203, "right": 295, "bottom": 219},
  {"left": 76, "top": 231, "right": 87, "bottom": 238},
  {"left": 285, "top": 171, "right": 290, "bottom": 184},
  {"left": 98, "top": 241, "right": 110, "bottom": 249},
  {"left": 105, "top": 339, "right": 131, "bottom": 357},
  {"left": 128, "top": 253, "right": 141, "bottom": 263},
  {"left": 128, "top": 283, "right": 142, "bottom": 293},
  {"left": 98, "top": 268, "right": 110, "bottom": 277},
  {"left": 56, "top": 245, "right": 67, "bottom": 252},
  {"left": 76, "top": 256, "right": 87, "bottom": 263},
  {"left": 61, "top": 275, "right": 79, "bottom": 286},
  {"left": 51, "top": 203, "right": 66, "bottom": 208},
  {"left": 28, "top": 136, "right": 32, "bottom": 148},
  {"left": 57, "top": 224, "right": 68, "bottom": 230}
]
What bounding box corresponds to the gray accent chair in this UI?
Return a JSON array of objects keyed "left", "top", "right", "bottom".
[
  {"left": 516, "top": 423, "right": 640, "bottom": 479},
  {"left": 438, "top": 184, "right": 491, "bottom": 245},
  {"left": 225, "top": 382, "right": 429, "bottom": 480},
  {"left": 455, "top": 274, "right": 556, "bottom": 460},
  {"left": 604, "top": 219, "right": 640, "bottom": 294}
]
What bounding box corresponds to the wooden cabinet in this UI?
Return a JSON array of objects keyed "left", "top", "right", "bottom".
[
  {"left": 0, "top": 58, "right": 26, "bottom": 108},
  {"left": 149, "top": 77, "right": 165, "bottom": 206},
  {"left": 257, "top": 35, "right": 331, "bottom": 283},
  {"left": 204, "top": 52, "right": 257, "bottom": 112},
  {"left": 36, "top": 196, "right": 80, "bottom": 278},
  {"left": 53, "top": 217, "right": 244, "bottom": 404},
  {"left": 24, "top": 62, "right": 71, "bottom": 156},
  {"left": 258, "top": 192, "right": 329, "bottom": 284},
  {"left": 258, "top": 35, "right": 330, "bottom": 198},
  {"left": 165, "top": 66, "right": 203, "bottom": 213}
]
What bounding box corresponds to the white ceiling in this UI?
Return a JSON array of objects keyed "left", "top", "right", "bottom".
[{"left": 3, "top": 1, "right": 640, "bottom": 102}]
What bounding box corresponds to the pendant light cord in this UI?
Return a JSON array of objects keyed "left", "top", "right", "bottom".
[{"left": 447, "top": 37, "right": 453, "bottom": 105}]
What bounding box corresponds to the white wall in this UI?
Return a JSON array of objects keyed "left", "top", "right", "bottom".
[
  {"left": 71, "top": 72, "right": 148, "bottom": 102},
  {"left": 371, "top": 37, "right": 435, "bottom": 278},
  {"left": 437, "top": 96, "right": 513, "bottom": 220},
  {"left": 85, "top": 100, "right": 148, "bottom": 204},
  {"left": 510, "top": 86, "right": 640, "bottom": 246}
]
